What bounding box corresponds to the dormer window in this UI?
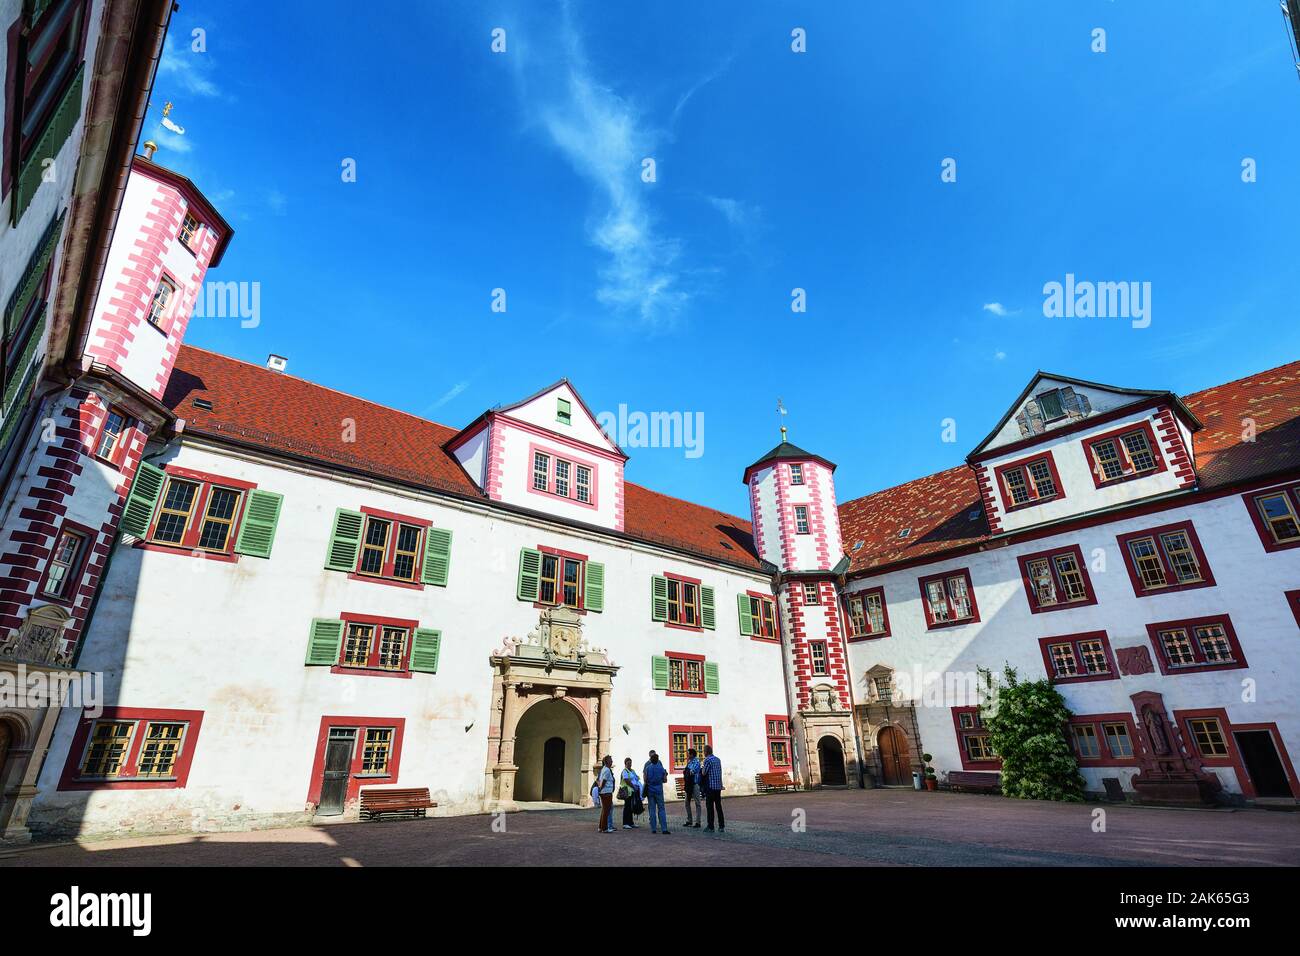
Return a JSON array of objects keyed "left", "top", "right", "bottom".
[
  {"left": 994, "top": 452, "right": 1063, "bottom": 511},
  {"left": 556, "top": 398, "right": 572, "bottom": 425},
  {"left": 532, "top": 452, "right": 549, "bottom": 491},
  {"left": 1037, "top": 389, "right": 1067, "bottom": 422},
  {"left": 529, "top": 445, "right": 596, "bottom": 508},
  {"left": 789, "top": 464, "right": 804, "bottom": 485},
  {"left": 1085, "top": 423, "right": 1164, "bottom": 487}
]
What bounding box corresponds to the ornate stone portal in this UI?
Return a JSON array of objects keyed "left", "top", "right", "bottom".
[
  {"left": 484, "top": 607, "right": 618, "bottom": 810},
  {"left": 797, "top": 682, "right": 861, "bottom": 787},
  {"left": 0, "top": 605, "right": 74, "bottom": 668}
]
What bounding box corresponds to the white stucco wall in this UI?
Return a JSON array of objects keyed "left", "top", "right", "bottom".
[
  {"left": 30, "top": 438, "right": 791, "bottom": 836},
  {"left": 843, "top": 487, "right": 1300, "bottom": 797}
]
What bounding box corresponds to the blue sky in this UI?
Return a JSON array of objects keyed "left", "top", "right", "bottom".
[{"left": 152, "top": 0, "right": 1299, "bottom": 518}]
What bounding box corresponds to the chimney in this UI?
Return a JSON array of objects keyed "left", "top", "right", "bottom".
[
  {"left": 142, "top": 140, "right": 158, "bottom": 160},
  {"left": 267, "top": 354, "right": 288, "bottom": 373}
]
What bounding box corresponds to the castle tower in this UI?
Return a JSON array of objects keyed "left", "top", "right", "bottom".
[{"left": 744, "top": 430, "right": 859, "bottom": 788}]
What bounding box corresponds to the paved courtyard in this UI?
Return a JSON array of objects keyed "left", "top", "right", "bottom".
[{"left": 3, "top": 789, "right": 1297, "bottom": 867}]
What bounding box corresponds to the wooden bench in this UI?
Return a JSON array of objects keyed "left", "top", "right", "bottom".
[
  {"left": 755, "top": 771, "right": 798, "bottom": 793},
  {"left": 359, "top": 787, "right": 436, "bottom": 821},
  {"left": 944, "top": 771, "right": 1001, "bottom": 794}
]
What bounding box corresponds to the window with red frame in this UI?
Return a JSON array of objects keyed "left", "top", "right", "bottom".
[
  {"left": 766, "top": 716, "right": 792, "bottom": 771},
  {"left": 38, "top": 524, "right": 89, "bottom": 601},
  {"left": 147, "top": 473, "right": 249, "bottom": 555},
  {"left": 1038, "top": 632, "right": 1116, "bottom": 683},
  {"left": 340, "top": 620, "right": 413, "bottom": 673},
  {"left": 996, "top": 454, "right": 1061, "bottom": 509},
  {"left": 92, "top": 406, "right": 131, "bottom": 464},
  {"left": 531, "top": 449, "right": 594, "bottom": 505},
  {"left": 1245, "top": 483, "right": 1300, "bottom": 551},
  {"left": 1118, "top": 521, "right": 1213, "bottom": 596},
  {"left": 789, "top": 464, "right": 804, "bottom": 485},
  {"left": 809, "top": 640, "right": 829, "bottom": 676},
  {"left": 666, "top": 653, "right": 705, "bottom": 695},
  {"left": 356, "top": 514, "right": 425, "bottom": 582},
  {"left": 1068, "top": 716, "right": 1137, "bottom": 764},
  {"left": 669, "top": 726, "right": 711, "bottom": 770},
  {"left": 1086, "top": 423, "right": 1163, "bottom": 485},
  {"left": 666, "top": 576, "right": 701, "bottom": 627},
  {"left": 793, "top": 505, "right": 810, "bottom": 534},
  {"left": 846, "top": 587, "right": 890, "bottom": 639},
  {"left": 146, "top": 276, "right": 176, "bottom": 329},
  {"left": 742, "top": 593, "right": 778, "bottom": 639},
  {"left": 802, "top": 582, "right": 821, "bottom": 605},
  {"left": 1146, "top": 615, "right": 1246, "bottom": 675},
  {"left": 952, "top": 707, "right": 998, "bottom": 767},
  {"left": 1185, "top": 717, "right": 1229, "bottom": 758},
  {"left": 919, "top": 569, "right": 979, "bottom": 628},
  {"left": 1018, "top": 545, "right": 1095, "bottom": 613},
  {"left": 11, "top": 0, "right": 89, "bottom": 173},
  {"left": 59, "top": 707, "right": 203, "bottom": 790},
  {"left": 179, "top": 212, "right": 202, "bottom": 250}
]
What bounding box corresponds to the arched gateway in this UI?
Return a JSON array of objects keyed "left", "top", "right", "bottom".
[{"left": 485, "top": 607, "right": 619, "bottom": 809}]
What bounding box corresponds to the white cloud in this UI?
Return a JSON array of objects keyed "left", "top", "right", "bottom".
[
  {"left": 157, "top": 35, "right": 219, "bottom": 97},
  {"left": 430, "top": 381, "right": 470, "bottom": 410},
  {"left": 516, "top": 12, "right": 688, "bottom": 327},
  {"left": 994, "top": 350, "right": 1007, "bottom": 361},
  {"left": 983, "top": 302, "right": 1013, "bottom": 317},
  {"left": 147, "top": 126, "right": 192, "bottom": 154},
  {"left": 267, "top": 190, "right": 287, "bottom": 216},
  {"left": 705, "top": 195, "right": 763, "bottom": 236}
]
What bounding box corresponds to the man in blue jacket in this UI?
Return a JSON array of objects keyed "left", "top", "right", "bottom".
[
  {"left": 642, "top": 750, "right": 670, "bottom": 834},
  {"left": 700, "top": 745, "right": 724, "bottom": 832}
]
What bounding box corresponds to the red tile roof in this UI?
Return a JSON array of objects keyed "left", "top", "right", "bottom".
[
  {"left": 839, "top": 359, "right": 1300, "bottom": 574},
  {"left": 165, "top": 346, "right": 761, "bottom": 569}
]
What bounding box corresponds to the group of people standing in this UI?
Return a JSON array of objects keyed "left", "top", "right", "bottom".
[{"left": 594, "top": 745, "right": 725, "bottom": 834}]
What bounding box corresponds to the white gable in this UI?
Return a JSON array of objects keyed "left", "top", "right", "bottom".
[
  {"left": 503, "top": 382, "right": 622, "bottom": 457},
  {"left": 981, "top": 375, "right": 1158, "bottom": 454}
]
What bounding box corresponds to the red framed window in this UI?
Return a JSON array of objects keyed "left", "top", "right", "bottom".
[
  {"left": 146, "top": 275, "right": 177, "bottom": 330},
  {"left": 845, "top": 586, "right": 890, "bottom": 640},
  {"left": 36, "top": 519, "right": 93, "bottom": 604},
  {"left": 766, "top": 715, "right": 792, "bottom": 771},
  {"left": 809, "top": 640, "right": 829, "bottom": 676},
  {"left": 665, "top": 651, "right": 707, "bottom": 697},
  {"left": 91, "top": 405, "right": 132, "bottom": 466},
  {"left": 668, "top": 725, "right": 711, "bottom": 771},
  {"left": 919, "top": 568, "right": 979, "bottom": 628},
  {"left": 1243, "top": 482, "right": 1300, "bottom": 552},
  {"left": 144, "top": 467, "right": 255, "bottom": 558},
  {"left": 1037, "top": 631, "right": 1117, "bottom": 684},
  {"left": 1084, "top": 420, "right": 1166, "bottom": 487},
  {"left": 951, "top": 707, "right": 1000, "bottom": 771},
  {"left": 179, "top": 212, "right": 202, "bottom": 250},
  {"left": 8, "top": 0, "right": 90, "bottom": 177},
  {"left": 354, "top": 508, "right": 429, "bottom": 584},
  {"left": 335, "top": 613, "right": 418, "bottom": 676},
  {"left": 743, "top": 591, "right": 778, "bottom": 640},
  {"left": 994, "top": 451, "right": 1065, "bottom": 511},
  {"left": 1017, "top": 544, "right": 1097, "bottom": 613},
  {"left": 665, "top": 573, "right": 702, "bottom": 628},
  {"left": 58, "top": 707, "right": 203, "bottom": 791},
  {"left": 528, "top": 444, "right": 597, "bottom": 508},
  {"left": 1117, "top": 520, "right": 1214, "bottom": 596},
  {"left": 539, "top": 546, "right": 587, "bottom": 609},
  {"left": 789, "top": 464, "right": 804, "bottom": 485},
  {"left": 802, "top": 581, "right": 821, "bottom": 605},
  {"left": 1145, "top": 614, "right": 1247, "bottom": 675},
  {"left": 305, "top": 716, "right": 405, "bottom": 809},
  {"left": 793, "top": 504, "right": 810, "bottom": 534},
  {"left": 1068, "top": 714, "right": 1139, "bottom": 766}
]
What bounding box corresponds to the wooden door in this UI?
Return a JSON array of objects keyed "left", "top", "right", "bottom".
[
  {"left": 319, "top": 731, "right": 355, "bottom": 815},
  {"left": 542, "top": 736, "right": 566, "bottom": 802},
  {"left": 878, "top": 726, "right": 910, "bottom": 786}
]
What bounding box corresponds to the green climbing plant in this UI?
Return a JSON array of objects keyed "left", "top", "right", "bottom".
[{"left": 978, "top": 665, "right": 1085, "bottom": 802}]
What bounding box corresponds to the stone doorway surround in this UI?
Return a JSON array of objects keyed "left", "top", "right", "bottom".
[
  {"left": 483, "top": 607, "right": 618, "bottom": 811},
  {"left": 796, "top": 682, "right": 860, "bottom": 788},
  {"left": 852, "top": 665, "right": 925, "bottom": 789}
]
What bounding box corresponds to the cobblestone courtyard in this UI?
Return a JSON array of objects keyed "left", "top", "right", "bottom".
[{"left": 4, "top": 789, "right": 1298, "bottom": 867}]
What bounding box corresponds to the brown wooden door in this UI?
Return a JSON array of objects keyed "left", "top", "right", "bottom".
[{"left": 878, "top": 726, "right": 910, "bottom": 785}]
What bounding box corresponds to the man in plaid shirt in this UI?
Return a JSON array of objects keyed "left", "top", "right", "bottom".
[{"left": 700, "top": 744, "right": 724, "bottom": 832}]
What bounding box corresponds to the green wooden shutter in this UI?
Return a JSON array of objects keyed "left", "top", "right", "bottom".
[
  {"left": 700, "top": 585, "right": 716, "bottom": 630},
  {"left": 305, "top": 618, "right": 344, "bottom": 666},
  {"left": 4, "top": 211, "right": 63, "bottom": 340},
  {"left": 120, "top": 461, "right": 166, "bottom": 538},
  {"left": 421, "top": 527, "right": 452, "bottom": 586},
  {"left": 324, "top": 508, "right": 364, "bottom": 571},
  {"left": 704, "top": 661, "right": 720, "bottom": 694},
  {"left": 736, "top": 594, "right": 754, "bottom": 636},
  {"left": 410, "top": 628, "right": 441, "bottom": 673},
  {"left": 651, "top": 655, "right": 669, "bottom": 690},
  {"left": 13, "top": 65, "right": 84, "bottom": 227},
  {"left": 234, "top": 490, "right": 283, "bottom": 558},
  {"left": 517, "top": 547, "right": 542, "bottom": 601},
  {"left": 584, "top": 560, "right": 605, "bottom": 612},
  {"left": 650, "top": 575, "right": 668, "bottom": 622}
]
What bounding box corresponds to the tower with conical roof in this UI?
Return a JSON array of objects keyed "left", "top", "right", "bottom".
[{"left": 744, "top": 428, "right": 859, "bottom": 788}]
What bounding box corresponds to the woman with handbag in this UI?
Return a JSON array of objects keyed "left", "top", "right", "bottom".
[{"left": 619, "top": 757, "right": 643, "bottom": 829}]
